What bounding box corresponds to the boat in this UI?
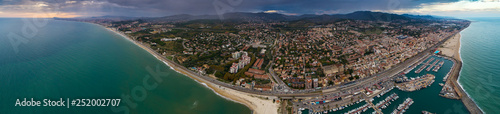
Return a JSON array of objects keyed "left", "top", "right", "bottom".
[
  {"left": 404, "top": 65, "right": 416, "bottom": 74},
  {"left": 422, "top": 110, "right": 435, "bottom": 114},
  {"left": 393, "top": 98, "right": 414, "bottom": 114}
]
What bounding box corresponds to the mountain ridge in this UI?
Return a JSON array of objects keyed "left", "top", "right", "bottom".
[{"left": 57, "top": 11, "right": 458, "bottom": 23}]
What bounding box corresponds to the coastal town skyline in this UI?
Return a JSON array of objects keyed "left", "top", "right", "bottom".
[
  {"left": 1, "top": 0, "right": 500, "bottom": 18},
  {"left": 54, "top": 10, "right": 481, "bottom": 113}
]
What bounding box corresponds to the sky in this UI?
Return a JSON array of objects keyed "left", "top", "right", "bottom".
[{"left": 0, "top": 0, "right": 499, "bottom": 18}]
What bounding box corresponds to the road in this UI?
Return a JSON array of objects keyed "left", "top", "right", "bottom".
[
  {"left": 163, "top": 33, "right": 456, "bottom": 98},
  {"left": 363, "top": 93, "right": 382, "bottom": 114},
  {"left": 268, "top": 62, "right": 292, "bottom": 92}
]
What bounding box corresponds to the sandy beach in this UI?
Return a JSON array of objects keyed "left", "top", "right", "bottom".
[
  {"left": 104, "top": 26, "right": 279, "bottom": 114},
  {"left": 438, "top": 33, "right": 461, "bottom": 61}
]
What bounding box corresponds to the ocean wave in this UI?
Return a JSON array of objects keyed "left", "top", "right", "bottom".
[{"left": 457, "top": 31, "right": 486, "bottom": 113}]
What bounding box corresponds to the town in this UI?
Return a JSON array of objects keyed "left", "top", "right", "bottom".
[
  {"left": 65, "top": 11, "right": 473, "bottom": 114},
  {"left": 82, "top": 14, "right": 468, "bottom": 91}
]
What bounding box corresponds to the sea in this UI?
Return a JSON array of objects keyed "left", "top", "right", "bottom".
[
  {"left": 459, "top": 17, "right": 500, "bottom": 114},
  {"left": 0, "top": 18, "right": 251, "bottom": 114}
]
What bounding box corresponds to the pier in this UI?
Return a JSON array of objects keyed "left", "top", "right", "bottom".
[
  {"left": 415, "top": 58, "right": 434, "bottom": 73},
  {"left": 426, "top": 59, "right": 440, "bottom": 71},
  {"left": 391, "top": 98, "right": 414, "bottom": 114},
  {"left": 414, "top": 57, "right": 444, "bottom": 74},
  {"left": 374, "top": 93, "right": 399, "bottom": 109},
  {"left": 433, "top": 61, "right": 444, "bottom": 72}
]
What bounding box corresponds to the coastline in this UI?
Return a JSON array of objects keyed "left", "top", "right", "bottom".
[
  {"left": 99, "top": 24, "right": 279, "bottom": 114},
  {"left": 439, "top": 32, "right": 483, "bottom": 113},
  {"left": 92, "top": 21, "right": 481, "bottom": 114}
]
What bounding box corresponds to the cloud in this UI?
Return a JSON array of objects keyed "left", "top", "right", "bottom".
[
  {"left": 65, "top": 1, "right": 77, "bottom": 4},
  {"left": 0, "top": 0, "right": 495, "bottom": 17},
  {"left": 387, "top": 0, "right": 500, "bottom": 17},
  {"left": 264, "top": 10, "right": 281, "bottom": 13},
  {"left": 35, "top": 2, "right": 48, "bottom": 7},
  {"left": 315, "top": 10, "right": 340, "bottom": 15},
  {"left": 0, "top": 0, "right": 138, "bottom": 17}
]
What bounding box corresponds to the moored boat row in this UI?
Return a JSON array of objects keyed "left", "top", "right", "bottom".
[
  {"left": 433, "top": 61, "right": 445, "bottom": 72},
  {"left": 375, "top": 93, "right": 399, "bottom": 110},
  {"left": 391, "top": 98, "right": 414, "bottom": 114}
]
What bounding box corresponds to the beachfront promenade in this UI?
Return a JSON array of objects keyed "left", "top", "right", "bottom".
[{"left": 105, "top": 23, "right": 482, "bottom": 113}]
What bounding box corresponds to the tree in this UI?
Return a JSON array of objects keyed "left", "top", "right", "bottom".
[
  {"left": 215, "top": 71, "right": 224, "bottom": 78},
  {"left": 328, "top": 81, "right": 334, "bottom": 86},
  {"left": 224, "top": 72, "right": 234, "bottom": 81}
]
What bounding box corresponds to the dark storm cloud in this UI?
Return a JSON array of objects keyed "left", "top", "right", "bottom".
[
  {"left": 101, "top": 0, "right": 462, "bottom": 16},
  {"left": 0, "top": 0, "right": 461, "bottom": 17}
]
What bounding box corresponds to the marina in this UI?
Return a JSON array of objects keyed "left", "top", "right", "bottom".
[
  {"left": 433, "top": 61, "right": 445, "bottom": 72},
  {"left": 426, "top": 59, "right": 440, "bottom": 71},
  {"left": 381, "top": 55, "right": 468, "bottom": 113},
  {"left": 415, "top": 58, "right": 434, "bottom": 74},
  {"left": 414, "top": 57, "right": 445, "bottom": 74},
  {"left": 345, "top": 104, "right": 370, "bottom": 114},
  {"left": 300, "top": 56, "right": 469, "bottom": 114},
  {"left": 374, "top": 93, "right": 399, "bottom": 109},
  {"left": 403, "top": 66, "right": 416, "bottom": 74},
  {"left": 391, "top": 98, "right": 414, "bottom": 114}
]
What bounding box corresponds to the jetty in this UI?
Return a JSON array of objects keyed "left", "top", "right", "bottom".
[
  {"left": 439, "top": 54, "right": 483, "bottom": 113},
  {"left": 374, "top": 93, "right": 399, "bottom": 109},
  {"left": 345, "top": 104, "right": 370, "bottom": 114},
  {"left": 426, "top": 60, "right": 440, "bottom": 71},
  {"left": 415, "top": 58, "right": 434, "bottom": 73},
  {"left": 433, "top": 61, "right": 445, "bottom": 72}
]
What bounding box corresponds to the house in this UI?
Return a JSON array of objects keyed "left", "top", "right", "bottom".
[
  {"left": 230, "top": 63, "right": 239, "bottom": 73},
  {"left": 322, "top": 64, "right": 341, "bottom": 77}
]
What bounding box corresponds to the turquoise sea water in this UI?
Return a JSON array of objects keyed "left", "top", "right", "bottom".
[
  {"left": 0, "top": 18, "right": 250, "bottom": 113},
  {"left": 459, "top": 17, "right": 500, "bottom": 114}
]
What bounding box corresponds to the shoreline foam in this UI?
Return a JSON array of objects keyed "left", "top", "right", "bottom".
[
  {"left": 440, "top": 32, "right": 484, "bottom": 113},
  {"left": 455, "top": 33, "right": 486, "bottom": 113}
]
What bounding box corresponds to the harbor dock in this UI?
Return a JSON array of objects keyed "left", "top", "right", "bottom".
[{"left": 396, "top": 74, "right": 435, "bottom": 92}]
